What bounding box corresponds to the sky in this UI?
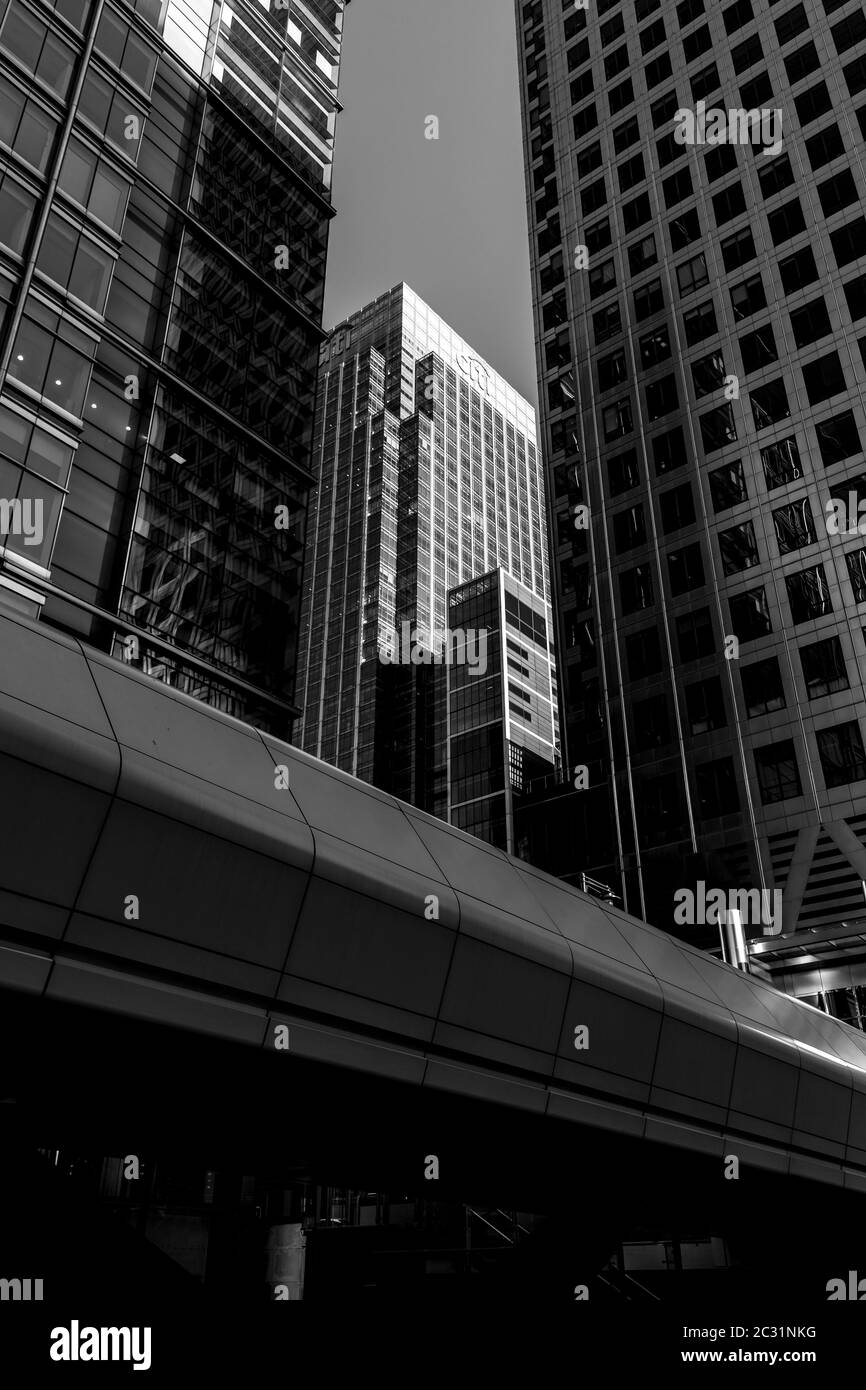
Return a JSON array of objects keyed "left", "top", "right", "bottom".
[{"left": 323, "top": 0, "right": 539, "bottom": 406}]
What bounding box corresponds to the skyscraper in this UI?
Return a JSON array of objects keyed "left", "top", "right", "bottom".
[
  {"left": 515, "top": 0, "right": 866, "bottom": 975},
  {"left": 297, "top": 282, "right": 558, "bottom": 821},
  {"left": 0, "top": 0, "right": 351, "bottom": 734}
]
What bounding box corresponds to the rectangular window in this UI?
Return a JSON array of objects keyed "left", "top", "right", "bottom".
[
  {"left": 593, "top": 302, "right": 622, "bottom": 344},
  {"left": 677, "top": 607, "right": 714, "bottom": 661},
  {"left": 690, "top": 62, "right": 721, "bottom": 100},
  {"left": 668, "top": 542, "right": 704, "bottom": 595},
  {"left": 634, "top": 278, "right": 664, "bottom": 320},
  {"left": 653, "top": 425, "right": 688, "bottom": 475},
  {"left": 806, "top": 124, "right": 845, "bottom": 170},
  {"left": 817, "top": 721, "right": 866, "bottom": 787},
  {"left": 605, "top": 44, "right": 630, "bottom": 80},
  {"left": 786, "top": 563, "right": 833, "bottom": 622},
  {"left": 755, "top": 740, "right": 802, "bottom": 803},
  {"left": 800, "top": 635, "right": 849, "bottom": 698},
  {"left": 645, "top": 52, "right": 673, "bottom": 88},
  {"left": 709, "top": 458, "right": 747, "bottom": 512},
  {"left": 683, "top": 24, "right": 712, "bottom": 61},
  {"left": 696, "top": 758, "right": 740, "bottom": 817},
  {"left": 803, "top": 351, "right": 847, "bottom": 406},
  {"left": 660, "top": 482, "right": 695, "bottom": 532},
  {"left": 589, "top": 258, "right": 616, "bottom": 299},
  {"left": 794, "top": 81, "right": 833, "bottom": 125},
  {"left": 774, "top": 3, "right": 809, "bottom": 45},
  {"left": 768, "top": 199, "right": 807, "bottom": 246},
  {"left": 628, "top": 233, "right": 658, "bottom": 274},
  {"left": 846, "top": 547, "right": 866, "bottom": 603},
  {"left": 750, "top": 378, "right": 791, "bottom": 429},
  {"left": 669, "top": 208, "right": 701, "bottom": 251},
  {"left": 741, "top": 658, "right": 785, "bottom": 715},
  {"left": 723, "top": 0, "right": 754, "bottom": 33},
  {"left": 623, "top": 191, "right": 652, "bottom": 233},
  {"left": 705, "top": 143, "right": 738, "bottom": 182},
  {"left": 817, "top": 410, "right": 861, "bottom": 466},
  {"left": 691, "top": 350, "right": 727, "bottom": 397},
  {"left": 759, "top": 154, "right": 795, "bottom": 198},
  {"left": 677, "top": 252, "right": 709, "bottom": 296},
  {"left": 719, "top": 520, "right": 760, "bottom": 574},
  {"left": 618, "top": 152, "right": 646, "bottom": 193},
  {"left": 721, "top": 229, "right": 756, "bottom": 274},
  {"left": 640, "top": 18, "right": 666, "bottom": 53},
  {"left": 729, "top": 586, "right": 772, "bottom": 640},
  {"left": 732, "top": 34, "right": 763, "bottom": 73},
  {"left": 609, "top": 78, "right": 635, "bottom": 114},
  {"left": 663, "top": 167, "right": 693, "bottom": 208},
  {"left": 639, "top": 323, "right": 671, "bottom": 368},
  {"left": 686, "top": 678, "right": 727, "bottom": 734},
  {"left": 739, "top": 324, "right": 778, "bottom": 372},
  {"left": 598, "top": 348, "right": 628, "bottom": 391},
  {"left": 819, "top": 170, "right": 859, "bottom": 217},
  {"left": 614, "top": 116, "right": 641, "bottom": 154},
  {"left": 603, "top": 397, "right": 633, "bottom": 440},
  {"left": 608, "top": 447, "right": 640, "bottom": 496},
  {"left": 731, "top": 273, "right": 766, "bottom": 321},
  {"left": 620, "top": 563, "right": 654, "bottom": 613},
  {"left": 651, "top": 90, "right": 679, "bottom": 128},
  {"left": 773, "top": 497, "right": 816, "bottom": 553},
  {"left": 627, "top": 627, "right": 662, "bottom": 680},
  {"left": 761, "top": 436, "right": 803, "bottom": 489},
  {"left": 784, "top": 39, "right": 820, "bottom": 83},
  {"left": 683, "top": 299, "right": 718, "bottom": 345},
  {"left": 830, "top": 217, "right": 866, "bottom": 269},
  {"left": 613, "top": 502, "right": 647, "bottom": 551},
  {"left": 700, "top": 403, "right": 737, "bottom": 453},
  {"left": 778, "top": 246, "right": 820, "bottom": 293},
  {"left": 713, "top": 183, "right": 747, "bottom": 226}
]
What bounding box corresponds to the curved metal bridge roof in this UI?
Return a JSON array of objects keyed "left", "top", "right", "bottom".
[{"left": 3, "top": 608, "right": 866, "bottom": 1189}]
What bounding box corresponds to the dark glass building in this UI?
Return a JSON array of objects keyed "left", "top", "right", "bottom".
[
  {"left": 0, "top": 0, "right": 351, "bottom": 733},
  {"left": 515, "top": 0, "right": 866, "bottom": 987}
]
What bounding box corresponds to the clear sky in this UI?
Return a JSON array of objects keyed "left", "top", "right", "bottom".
[{"left": 323, "top": 0, "right": 539, "bottom": 406}]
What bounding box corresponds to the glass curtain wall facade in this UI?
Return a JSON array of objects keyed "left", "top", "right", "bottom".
[
  {"left": 447, "top": 568, "right": 558, "bottom": 852},
  {"left": 0, "top": 0, "right": 350, "bottom": 734},
  {"left": 297, "top": 282, "right": 558, "bottom": 820},
  {"left": 515, "top": 0, "right": 866, "bottom": 947}
]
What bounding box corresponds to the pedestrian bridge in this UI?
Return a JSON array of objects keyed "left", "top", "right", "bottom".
[{"left": 3, "top": 605, "right": 866, "bottom": 1197}]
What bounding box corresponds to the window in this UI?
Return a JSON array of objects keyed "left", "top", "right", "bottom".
[
  {"left": 663, "top": 167, "right": 693, "bottom": 208},
  {"left": 653, "top": 425, "right": 688, "bottom": 475},
  {"left": 678, "top": 607, "right": 714, "bottom": 660},
  {"left": 817, "top": 721, "right": 866, "bottom": 787},
  {"left": 818, "top": 170, "right": 859, "bottom": 217},
  {"left": 700, "top": 403, "right": 737, "bottom": 453},
  {"left": 691, "top": 62, "right": 721, "bottom": 100},
  {"left": 634, "top": 694, "right": 671, "bottom": 751},
  {"left": 618, "top": 152, "right": 645, "bottom": 193},
  {"left": 640, "top": 17, "right": 666, "bottom": 52},
  {"left": 784, "top": 39, "right": 820, "bottom": 84},
  {"left": 723, "top": 0, "right": 753, "bottom": 33},
  {"left": 710, "top": 459, "right": 748, "bottom": 512},
  {"left": 668, "top": 542, "right": 704, "bottom": 594},
  {"left": 598, "top": 349, "right": 628, "bottom": 391},
  {"left": 845, "top": 54, "right": 866, "bottom": 97},
  {"left": 741, "top": 657, "right": 785, "bottom": 715},
  {"left": 593, "top": 302, "right": 622, "bottom": 344},
  {"left": 692, "top": 350, "right": 726, "bottom": 397},
  {"left": 570, "top": 69, "right": 593, "bottom": 103},
  {"left": 628, "top": 233, "right": 658, "bottom": 274},
  {"left": 778, "top": 246, "right": 820, "bottom": 293},
  {"left": 639, "top": 324, "right": 671, "bottom": 368},
  {"left": 696, "top": 759, "right": 740, "bottom": 817},
  {"left": 794, "top": 81, "right": 833, "bottom": 125},
  {"left": 719, "top": 520, "right": 759, "bottom": 574},
  {"left": 34, "top": 212, "right": 114, "bottom": 314},
  {"left": 844, "top": 274, "right": 866, "bottom": 321},
  {"left": 669, "top": 208, "right": 701, "bottom": 251},
  {"left": 786, "top": 563, "right": 832, "bottom": 621},
  {"left": 732, "top": 34, "right": 763, "bottom": 73},
  {"left": 0, "top": 1, "right": 76, "bottom": 97},
  {"left": 573, "top": 103, "right": 598, "bottom": 138},
  {"left": 636, "top": 0, "right": 662, "bottom": 23},
  {"left": 683, "top": 24, "right": 712, "bottom": 61},
  {"left": 608, "top": 447, "right": 640, "bottom": 496},
  {"left": 739, "top": 324, "right": 778, "bottom": 372},
  {"left": 773, "top": 498, "right": 816, "bottom": 553},
  {"left": 0, "top": 72, "right": 58, "bottom": 173},
  {"left": 750, "top": 379, "right": 790, "bottom": 429},
  {"left": 581, "top": 178, "right": 606, "bottom": 215},
  {"left": 614, "top": 116, "right": 641, "bottom": 154},
  {"left": 759, "top": 154, "right": 795, "bottom": 198},
  {"left": 78, "top": 69, "right": 145, "bottom": 162},
  {"left": 846, "top": 547, "right": 866, "bottom": 602},
  {"left": 601, "top": 12, "right": 626, "bottom": 45},
  {"left": 655, "top": 130, "right": 681, "bottom": 167},
  {"left": 605, "top": 44, "right": 630, "bottom": 80},
  {"left": 800, "top": 636, "right": 849, "bottom": 698},
  {"left": 609, "top": 78, "right": 634, "bottom": 114},
  {"left": 614, "top": 503, "right": 646, "bottom": 552},
  {"left": 833, "top": 10, "right": 866, "bottom": 53},
  {"left": 678, "top": 0, "right": 704, "bottom": 24},
  {"left": 788, "top": 299, "right": 833, "bottom": 352},
  {"left": 686, "top": 678, "right": 726, "bottom": 734},
  {"left": 8, "top": 296, "right": 97, "bottom": 418},
  {"left": 677, "top": 252, "right": 709, "bottom": 296},
  {"left": 713, "top": 183, "right": 747, "bottom": 226},
  {"left": 651, "top": 90, "right": 679, "bottom": 128},
  {"left": 683, "top": 300, "right": 718, "bottom": 345},
  {"left": 646, "top": 374, "right": 678, "bottom": 420},
  {"left": 817, "top": 410, "right": 861, "bottom": 466},
  {"left": 586, "top": 217, "right": 612, "bottom": 255},
  {"left": 761, "top": 436, "right": 802, "bottom": 489},
  {"left": 0, "top": 168, "right": 36, "bottom": 255},
  {"left": 660, "top": 482, "right": 695, "bottom": 532},
  {"left": 774, "top": 3, "right": 809, "bottom": 45},
  {"left": 589, "top": 258, "right": 616, "bottom": 299},
  {"left": 645, "top": 52, "right": 673, "bottom": 88},
  {"left": 830, "top": 217, "right": 866, "bottom": 268},
  {"left": 729, "top": 586, "right": 772, "bottom": 640},
  {"left": 705, "top": 143, "right": 738, "bottom": 182},
  {"left": 755, "top": 740, "right": 803, "bottom": 803},
  {"left": 634, "top": 278, "right": 664, "bottom": 320},
  {"left": 577, "top": 142, "right": 602, "bottom": 179},
  {"left": 806, "top": 125, "right": 845, "bottom": 170},
  {"left": 623, "top": 191, "right": 651, "bottom": 233},
  {"left": 627, "top": 626, "right": 662, "bottom": 678},
  {"left": 620, "top": 563, "right": 654, "bottom": 613},
  {"left": 603, "top": 397, "right": 633, "bottom": 440},
  {"left": 731, "top": 274, "right": 766, "bottom": 320},
  {"left": 57, "top": 137, "right": 130, "bottom": 235},
  {"left": 768, "top": 199, "right": 806, "bottom": 246},
  {"left": 803, "top": 352, "right": 846, "bottom": 406},
  {"left": 94, "top": 4, "right": 157, "bottom": 95}
]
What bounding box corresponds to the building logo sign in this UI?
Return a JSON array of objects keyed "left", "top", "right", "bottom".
[{"left": 455, "top": 351, "right": 491, "bottom": 396}]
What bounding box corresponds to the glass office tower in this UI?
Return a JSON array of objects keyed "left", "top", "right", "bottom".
[
  {"left": 0, "top": 0, "right": 351, "bottom": 733},
  {"left": 515, "top": 0, "right": 866, "bottom": 977},
  {"left": 297, "top": 282, "right": 558, "bottom": 819}
]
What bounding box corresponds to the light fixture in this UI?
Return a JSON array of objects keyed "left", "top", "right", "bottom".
[
  {"left": 169, "top": 452, "right": 185, "bottom": 464},
  {"left": 54, "top": 379, "right": 62, "bottom": 385},
  {"left": 15, "top": 354, "right": 23, "bottom": 361}
]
